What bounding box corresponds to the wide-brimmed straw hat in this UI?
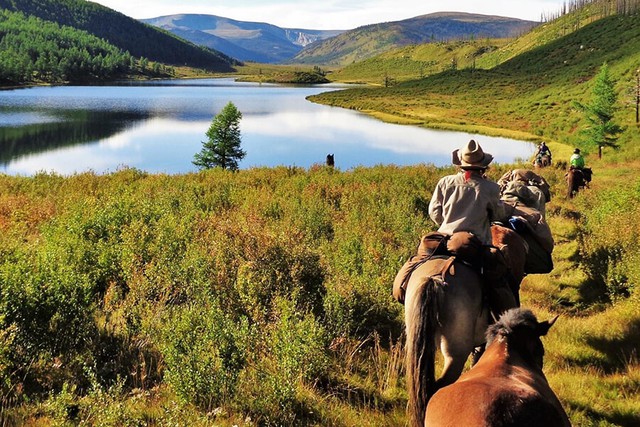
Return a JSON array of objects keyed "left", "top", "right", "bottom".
[{"left": 452, "top": 139, "right": 494, "bottom": 169}]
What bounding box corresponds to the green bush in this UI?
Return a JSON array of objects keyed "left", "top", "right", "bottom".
[
  {"left": 0, "top": 250, "right": 96, "bottom": 394},
  {"left": 0, "top": 165, "right": 445, "bottom": 421},
  {"left": 158, "top": 301, "right": 252, "bottom": 411},
  {"left": 236, "top": 297, "right": 328, "bottom": 425},
  {"left": 577, "top": 180, "right": 640, "bottom": 301},
  {"left": 234, "top": 231, "right": 326, "bottom": 323}
]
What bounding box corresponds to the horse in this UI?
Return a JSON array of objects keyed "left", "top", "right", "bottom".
[
  {"left": 403, "top": 224, "right": 527, "bottom": 427},
  {"left": 533, "top": 154, "right": 551, "bottom": 168},
  {"left": 326, "top": 153, "right": 335, "bottom": 167},
  {"left": 566, "top": 167, "right": 592, "bottom": 198},
  {"left": 425, "top": 308, "right": 570, "bottom": 427}
]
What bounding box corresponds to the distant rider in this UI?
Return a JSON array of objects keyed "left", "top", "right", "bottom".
[
  {"left": 535, "top": 142, "right": 552, "bottom": 165},
  {"left": 570, "top": 148, "right": 585, "bottom": 169}
]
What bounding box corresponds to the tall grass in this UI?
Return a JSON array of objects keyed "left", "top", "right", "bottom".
[{"left": 1, "top": 159, "right": 638, "bottom": 425}]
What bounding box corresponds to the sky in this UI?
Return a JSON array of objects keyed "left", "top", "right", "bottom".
[{"left": 91, "top": 0, "right": 568, "bottom": 30}]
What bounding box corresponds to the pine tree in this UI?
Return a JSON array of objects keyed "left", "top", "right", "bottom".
[
  {"left": 574, "top": 62, "right": 624, "bottom": 151},
  {"left": 193, "top": 102, "right": 245, "bottom": 171}
]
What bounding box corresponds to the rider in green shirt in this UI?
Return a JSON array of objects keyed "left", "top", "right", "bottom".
[{"left": 570, "top": 148, "right": 585, "bottom": 169}]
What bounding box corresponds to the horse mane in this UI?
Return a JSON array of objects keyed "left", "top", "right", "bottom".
[
  {"left": 485, "top": 308, "right": 539, "bottom": 345},
  {"left": 485, "top": 308, "right": 557, "bottom": 370}
]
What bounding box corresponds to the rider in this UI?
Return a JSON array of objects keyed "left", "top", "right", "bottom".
[
  {"left": 535, "top": 142, "right": 552, "bottom": 165},
  {"left": 429, "top": 140, "right": 518, "bottom": 316},
  {"left": 570, "top": 148, "right": 585, "bottom": 169}
]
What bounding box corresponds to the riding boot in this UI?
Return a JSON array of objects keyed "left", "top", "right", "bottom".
[
  {"left": 482, "top": 246, "right": 518, "bottom": 319},
  {"left": 486, "top": 280, "right": 518, "bottom": 320},
  {"left": 506, "top": 270, "right": 521, "bottom": 306}
]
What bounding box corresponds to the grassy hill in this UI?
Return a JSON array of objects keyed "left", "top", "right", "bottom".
[
  {"left": 331, "top": 38, "right": 510, "bottom": 85},
  {"left": 0, "top": 0, "right": 238, "bottom": 71},
  {"left": 291, "top": 12, "right": 537, "bottom": 66},
  {"left": 312, "top": 10, "right": 640, "bottom": 156}
]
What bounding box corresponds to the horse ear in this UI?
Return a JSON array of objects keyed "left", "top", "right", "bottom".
[{"left": 537, "top": 314, "right": 559, "bottom": 336}]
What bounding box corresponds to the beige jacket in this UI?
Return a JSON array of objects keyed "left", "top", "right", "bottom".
[{"left": 428, "top": 171, "right": 506, "bottom": 245}]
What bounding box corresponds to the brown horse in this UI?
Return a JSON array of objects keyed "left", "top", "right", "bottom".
[
  {"left": 404, "top": 225, "right": 527, "bottom": 427},
  {"left": 425, "top": 308, "right": 570, "bottom": 427},
  {"left": 566, "top": 167, "right": 592, "bottom": 198},
  {"left": 534, "top": 154, "right": 551, "bottom": 168}
]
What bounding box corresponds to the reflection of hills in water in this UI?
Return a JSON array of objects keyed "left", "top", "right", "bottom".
[{"left": 0, "top": 110, "right": 148, "bottom": 165}]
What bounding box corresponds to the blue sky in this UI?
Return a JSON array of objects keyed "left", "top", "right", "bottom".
[{"left": 92, "top": 0, "right": 568, "bottom": 30}]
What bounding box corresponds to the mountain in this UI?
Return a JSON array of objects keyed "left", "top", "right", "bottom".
[
  {"left": 142, "top": 14, "right": 344, "bottom": 63},
  {"left": 0, "top": 0, "right": 238, "bottom": 71},
  {"left": 292, "top": 12, "right": 539, "bottom": 66}
]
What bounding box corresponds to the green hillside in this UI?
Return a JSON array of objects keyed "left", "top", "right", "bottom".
[
  {"left": 0, "top": 10, "right": 137, "bottom": 84},
  {"left": 332, "top": 38, "right": 509, "bottom": 85},
  {"left": 0, "top": 0, "right": 238, "bottom": 71},
  {"left": 312, "top": 10, "right": 640, "bottom": 155},
  {"left": 291, "top": 12, "right": 536, "bottom": 66},
  {"left": 477, "top": 0, "right": 637, "bottom": 68}
]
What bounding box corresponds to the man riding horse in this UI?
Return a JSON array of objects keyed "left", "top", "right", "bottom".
[
  {"left": 396, "top": 140, "right": 528, "bottom": 427},
  {"left": 567, "top": 148, "right": 592, "bottom": 198},
  {"left": 534, "top": 142, "right": 552, "bottom": 167},
  {"left": 428, "top": 139, "right": 518, "bottom": 316}
]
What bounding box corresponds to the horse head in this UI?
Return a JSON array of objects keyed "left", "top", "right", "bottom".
[
  {"left": 425, "top": 308, "right": 570, "bottom": 427},
  {"left": 486, "top": 308, "right": 558, "bottom": 370}
]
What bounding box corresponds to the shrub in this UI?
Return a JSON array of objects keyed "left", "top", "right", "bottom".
[
  {"left": 234, "top": 232, "right": 326, "bottom": 323},
  {"left": 235, "top": 297, "right": 328, "bottom": 425},
  {"left": 0, "top": 251, "right": 96, "bottom": 394},
  {"left": 577, "top": 181, "right": 640, "bottom": 301},
  {"left": 158, "top": 301, "right": 252, "bottom": 411}
]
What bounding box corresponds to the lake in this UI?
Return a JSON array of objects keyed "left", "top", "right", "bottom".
[{"left": 0, "top": 78, "right": 535, "bottom": 175}]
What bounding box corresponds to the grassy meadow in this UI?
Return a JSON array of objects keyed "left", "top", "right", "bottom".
[
  {"left": 1, "top": 158, "right": 638, "bottom": 426},
  {"left": 2, "top": 3, "right": 640, "bottom": 427}
]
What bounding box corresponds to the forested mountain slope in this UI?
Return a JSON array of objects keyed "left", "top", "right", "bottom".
[
  {"left": 0, "top": 0, "right": 238, "bottom": 71},
  {"left": 0, "top": 10, "right": 135, "bottom": 84}
]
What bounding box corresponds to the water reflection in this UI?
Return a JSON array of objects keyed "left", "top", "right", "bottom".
[{"left": 0, "top": 79, "right": 535, "bottom": 175}]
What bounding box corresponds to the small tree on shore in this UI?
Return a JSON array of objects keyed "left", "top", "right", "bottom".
[
  {"left": 193, "top": 101, "right": 245, "bottom": 171},
  {"left": 574, "top": 62, "right": 623, "bottom": 152}
]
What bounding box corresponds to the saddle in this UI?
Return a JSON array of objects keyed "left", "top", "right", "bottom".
[
  {"left": 392, "top": 231, "right": 483, "bottom": 304},
  {"left": 393, "top": 231, "right": 516, "bottom": 318}
]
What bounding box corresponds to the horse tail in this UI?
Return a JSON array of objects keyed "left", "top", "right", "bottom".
[
  {"left": 406, "top": 276, "right": 440, "bottom": 427},
  {"left": 566, "top": 170, "right": 576, "bottom": 199}
]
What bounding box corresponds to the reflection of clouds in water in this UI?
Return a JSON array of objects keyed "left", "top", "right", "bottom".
[
  {"left": 98, "top": 118, "right": 204, "bottom": 150},
  {"left": 4, "top": 120, "right": 192, "bottom": 175},
  {"left": 3, "top": 112, "right": 535, "bottom": 175},
  {"left": 0, "top": 111, "right": 61, "bottom": 127},
  {"left": 5, "top": 146, "right": 137, "bottom": 175},
  {"left": 243, "top": 110, "right": 535, "bottom": 163},
  {"left": 0, "top": 80, "right": 536, "bottom": 175}
]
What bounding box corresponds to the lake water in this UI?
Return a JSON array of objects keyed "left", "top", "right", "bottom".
[{"left": 0, "top": 78, "right": 534, "bottom": 175}]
